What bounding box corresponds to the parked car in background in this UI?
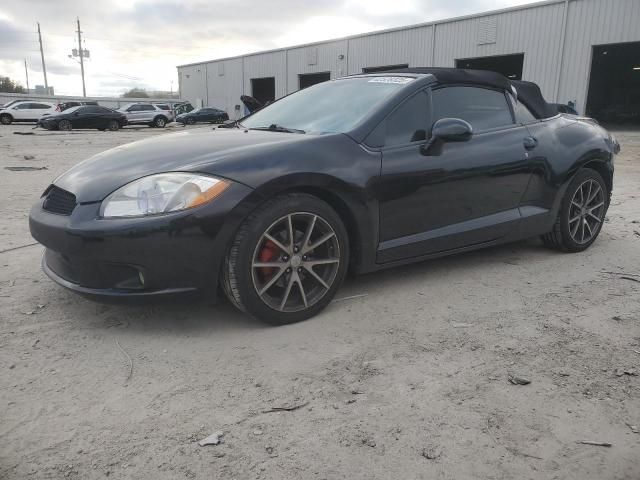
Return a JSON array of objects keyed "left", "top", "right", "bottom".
[
  {"left": 173, "top": 102, "right": 194, "bottom": 116},
  {"left": 1, "top": 99, "right": 25, "bottom": 109},
  {"left": 56, "top": 100, "right": 99, "bottom": 112},
  {"left": 176, "top": 107, "right": 229, "bottom": 125},
  {"left": 152, "top": 104, "right": 175, "bottom": 123},
  {"left": 117, "top": 103, "right": 171, "bottom": 128},
  {"left": 0, "top": 101, "right": 55, "bottom": 125},
  {"left": 38, "top": 105, "right": 127, "bottom": 131},
  {"left": 29, "top": 68, "right": 619, "bottom": 324}
]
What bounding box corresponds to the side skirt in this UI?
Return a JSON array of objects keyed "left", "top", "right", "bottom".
[{"left": 363, "top": 206, "right": 552, "bottom": 273}]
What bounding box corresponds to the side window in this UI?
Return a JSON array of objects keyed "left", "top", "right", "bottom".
[
  {"left": 384, "top": 91, "right": 429, "bottom": 147},
  {"left": 512, "top": 99, "right": 537, "bottom": 124},
  {"left": 432, "top": 86, "right": 514, "bottom": 132},
  {"left": 141, "top": 105, "right": 155, "bottom": 111},
  {"left": 127, "top": 105, "right": 140, "bottom": 112},
  {"left": 15, "top": 103, "right": 31, "bottom": 109},
  {"left": 33, "top": 103, "right": 51, "bottom": 109}
]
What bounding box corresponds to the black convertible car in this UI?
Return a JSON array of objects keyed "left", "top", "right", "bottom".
[
  {"left": 29, "top": 68, "right": 619, "bottom": 324},
  {"left": 39, "top": 105, "right": 127, "bottom": 131}
]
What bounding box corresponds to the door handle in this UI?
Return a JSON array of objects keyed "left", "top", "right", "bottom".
[{"left": 523, "top": 137, "right": 538, "bottom": 150}]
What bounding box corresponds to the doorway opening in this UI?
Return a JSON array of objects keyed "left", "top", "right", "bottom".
[
  {"left": 251, "top": 77, "right": 276, "bottom": 105},
  {"left": 586, "top": 42, "right": 640, "bottom": 125},
  {"left": 455, "top": 54, "right": 524, "bottom": 80},
  {"left": 299, "top": 72, "right": 331, "bottom": 90}
]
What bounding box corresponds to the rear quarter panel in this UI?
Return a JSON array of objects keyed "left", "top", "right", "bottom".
[{"left": 520, "top": 116, "right": 614, "bottom": 218}]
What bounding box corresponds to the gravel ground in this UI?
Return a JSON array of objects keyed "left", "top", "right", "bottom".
[{"left": 1, "top": 122, "right": 639, "bottom": 480}]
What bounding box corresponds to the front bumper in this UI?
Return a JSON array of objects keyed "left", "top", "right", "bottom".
[{"left": 29, "top": 182, "right": 255, "bottom": 301}]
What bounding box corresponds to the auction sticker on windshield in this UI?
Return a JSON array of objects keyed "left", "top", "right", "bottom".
[{"left": 367, "top": 77, "right": 414, "bottom": 84}]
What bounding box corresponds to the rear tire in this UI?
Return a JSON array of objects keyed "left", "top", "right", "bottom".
[
  {"left": 0, "top": 114, "right": 13, "bottom": 125},
  {"left": 221, "top": 193, "right": 349, "bottom": 325},
  {"left": 154, "top": 116, "right": 167, "bottom": 128},
  {"left": 541, "top": 168, "right": 608, "bottom": 252}
]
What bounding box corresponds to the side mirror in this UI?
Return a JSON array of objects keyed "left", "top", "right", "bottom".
[
  {"left": 432, "top": 118, "right": 473, "bottom": 142},
  {"left": 421, "top": 118, "right": 473, "bottom": 155}
]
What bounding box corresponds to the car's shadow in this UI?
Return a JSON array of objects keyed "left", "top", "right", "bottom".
[{"left": 65, "top": 238, "right": 552, "bottom": 334}]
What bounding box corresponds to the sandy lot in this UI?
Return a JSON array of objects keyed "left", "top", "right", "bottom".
[{"left": 1, "top": 122, "right": 639, "bottom": 479}]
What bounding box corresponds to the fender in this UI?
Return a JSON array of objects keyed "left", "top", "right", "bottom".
[{"left": 232, "top": 172, "right": 379, "bottom": 274}]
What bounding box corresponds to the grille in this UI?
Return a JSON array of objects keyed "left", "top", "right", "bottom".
[{"left": 43, "top": 186, "right": 77, "bottom": 215}]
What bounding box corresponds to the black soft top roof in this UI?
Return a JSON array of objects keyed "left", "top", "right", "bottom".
[{"left": 375, "top": 67, "right": 557, "bottom": 119}]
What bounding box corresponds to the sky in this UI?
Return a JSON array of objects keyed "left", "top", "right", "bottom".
[{"left": 0, "top": 0, "right": 542, "bottom": 97}]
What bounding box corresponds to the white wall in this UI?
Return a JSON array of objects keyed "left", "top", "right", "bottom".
[
  {"left": 348, "top": 26, "right": 434, "bottom": 74},
  {"left": 177, "top": 0, "right": 640, "bottom": 116},
  {"left": 286, "top": 40, "right": 348, "bottom": 94},
  {"left": 433, "top": 2, "right": 566, "bottom": 101},
  {"left": 558, "top": 0, "right": 640, "bottom": 112},
  {"left": 206, "top": 58, "right": 244, "bottom": 119}
]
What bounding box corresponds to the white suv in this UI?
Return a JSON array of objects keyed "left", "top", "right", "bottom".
[
  {"left": 117, "top": 103, "right": 172, "bottom": 128},
  {"left": 0, "top": 101, "right": 55, "bottom": 125}
]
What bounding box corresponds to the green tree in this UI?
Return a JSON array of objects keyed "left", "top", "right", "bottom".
[
  {"left": 122, "top": 88, "right": 149, "bottom": 98},
  {"left": 0, "top": 76, "right": 26, "bottom": 93}
]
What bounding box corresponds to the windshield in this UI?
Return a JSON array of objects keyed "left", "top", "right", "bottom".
[
  {"left": 58, "top": 106, "right": 81, "bottom": 114},
  {"left": 242, "top": 76, "right": 414, "bottom": 134},
  {"left": 2, "top": 100, "right": 21, "bottom": 109}
]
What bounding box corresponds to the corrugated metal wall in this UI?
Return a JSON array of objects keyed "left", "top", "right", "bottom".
[
  {"left": 177, "top": 0, "right": 640, "bottom": 115},
  {"left": 178, "top": 64, "right": 207, "bottom": 107},
  {"left": 559, "top": 0, "right": 640, "bottom": 111},
  {"left": 286, "top": 40, "right": 348, "bottom": 94},
  {"left": 433, "top": 2, "right": 566, "bottom": 100},
  {"left": 347, "top": 27, "right": 434, "bottom": 75},
  {"left": 206, "top": 58, "right": 244, "bottom": 119},
  {"left": 243, "top": 51, "right": 287, "bottom": 99}
]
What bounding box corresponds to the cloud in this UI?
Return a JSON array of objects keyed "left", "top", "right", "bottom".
[{"left": 0, "top": 0, "right": 541, "bottom": 96}]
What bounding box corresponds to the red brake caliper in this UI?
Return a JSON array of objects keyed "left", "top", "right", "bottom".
[{"left": 258, "top": 240, "right": 279, "bottom": 281}]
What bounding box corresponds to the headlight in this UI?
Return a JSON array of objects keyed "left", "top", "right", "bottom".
[{"left": 100, "top": 172, "right": 230, "bottom": 218}]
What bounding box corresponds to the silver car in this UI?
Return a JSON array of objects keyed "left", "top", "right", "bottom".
[{"left": 117, "top": 103, "right": 173, "bottom": 128}]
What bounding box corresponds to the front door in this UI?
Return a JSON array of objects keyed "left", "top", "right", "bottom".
[{"left": 377, "top": 85, "right": 532, "bottom": 263}]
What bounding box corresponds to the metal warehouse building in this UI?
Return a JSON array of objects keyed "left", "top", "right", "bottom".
[{"left": 177, "top": 0, "right": 640, "bottom": 124}]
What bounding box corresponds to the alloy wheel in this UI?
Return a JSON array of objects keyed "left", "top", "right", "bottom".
[
  {"left": 568, "top": 179, "right": 605, "bottom": 244},
  {"left": 251, "top": 212, "right": 340, "bottom": 313},
  {"left": 59, "top": 120, "right": 72, "bottom": 131}
]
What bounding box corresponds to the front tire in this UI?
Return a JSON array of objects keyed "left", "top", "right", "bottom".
[
  {"left": 222, "top": 193, "right": 349, "bottom": 325},
  {"left": 542, "top": 168, "right": 608, "bottom": 252},
  {"left": 1, "top": 114, "right": 13, "bottom": 125},
  {"left": 186, "top": 117, "right": 196, "bottom": 125},
  {"left": 58, "top": 119, "right": 72, "bottom": 131},
  {"left": 107, "top": 120, "right": 119, "bottom": 131}
]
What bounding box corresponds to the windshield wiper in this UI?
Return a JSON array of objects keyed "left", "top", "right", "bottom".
[{"left": 250, "top": 124, "right": 305, "bottom": 134}]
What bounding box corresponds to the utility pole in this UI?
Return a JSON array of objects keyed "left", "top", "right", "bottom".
[
  {"left": 24, "top": 59, "right": 30, "bottom": 92},
  {"left": 76, "top": 18, "right": 86, "bottom": 97},
  {"left": 37, "top": 22, "right": 48, "bottom": 93}
]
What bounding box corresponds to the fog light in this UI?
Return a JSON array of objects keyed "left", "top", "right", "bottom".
[{"left": 138, "top": 271, "right": 145, "bottom": 286}]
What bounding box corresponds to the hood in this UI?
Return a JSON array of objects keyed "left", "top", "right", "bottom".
[{"left": 54, "top": 128, "right": 315, "bottom": 202}]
